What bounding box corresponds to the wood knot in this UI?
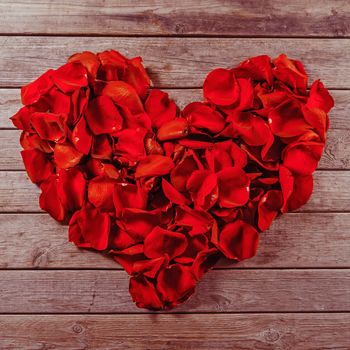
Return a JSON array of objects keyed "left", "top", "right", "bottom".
[
  {"left": 72, "top": 323, "right": 84, "bottom": 334},
  {"left": 263, "top": 328, "right": 280, "bottom": 343}
]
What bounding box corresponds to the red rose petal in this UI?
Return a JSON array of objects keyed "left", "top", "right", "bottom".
[
  {"left": 129, "top": 275, "right": 164, "bottom": 310},
  {"left": 183, "top": 102, "right": 225, "bottom": 134},
  {"left": 54, "top": 142, "right": 84, "bottom": 169},
  {"left": 145, "top": 89, "right": 177, "bottom": 129},
  {"left": 144, "top": 226, "right": 188, "bottom": 259},
  {"left": 69, "top": 203, "right": 110, "bottom": 250},
  {"left": 216, "top": 167, "right": 250, "bottom": 208},
  {"left": 203, "top": 68, "right": 239, "bottom": 106},
  {"left": 21, "top": 149, "right": 54, "bottom": 183},
  {"left": 135, "top": 155, "right": 175, "bottom": 178},
  {"left": 85, "top": 96, "right": 123, "bottom": 135},
  {"left": 51, "top": 62, "right": 88, "bottom": 93},
  {"left": 157, "top": 264, "right": 197, "bottom": 305},
  {"left": 258, "top": 190, "right": 283, "bottom": 231},
  {"left": 31, "top": 112, "right": 67, "bottom": 142},
  {"left": 218, "top": 220, "right": 259, "bottom": 260},
  {"left": 162, "top": 178, "right": 191, "bottom": 206}
]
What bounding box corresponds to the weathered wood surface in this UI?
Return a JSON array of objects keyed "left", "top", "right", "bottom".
[
  {"left": 0, "top": 269, "right": 349, "bottom": 313},
  {"left": 0, "top": 0, "right": 349, "bottom": 37},
  {"left": 1, "top": 128, "right": 348, "bottom": 170},
  {"left": 1, "top": 314, "right": 350, "bottom": 350},
  {"left": 2, "top": 89, "right": 350, "bottom": 130},
  {"left": 0, "top": 213, "right": 349, "bottom": 269},
  {"left": 0, "top": 170, "right": 348, "bottom": 213},
  {"left": 0, "top": 37, "right": 350, "bottom": 88}
]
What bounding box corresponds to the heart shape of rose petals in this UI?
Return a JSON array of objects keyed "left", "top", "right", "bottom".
[{"left": 11, "top": 50, "right": 334, "bottom": 310}]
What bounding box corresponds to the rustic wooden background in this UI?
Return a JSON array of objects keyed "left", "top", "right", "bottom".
[{"left": 0, "top": 1, "right": 350, "bottom": 349}]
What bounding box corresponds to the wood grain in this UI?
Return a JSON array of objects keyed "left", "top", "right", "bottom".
[
  {"left": 1, "top": 269, "right": 349, "bottom": 313},
  {"left": 0, "top": 0, "right": 349, "bottom": 37},
  {"left": 0, "top": 170, "right": 348, "bottom": 213},
  {"left": 1, "top": 128, "right": 348, "bottom": 170},
  {"left": 0, "top": 213, "right": 349, "bottom": 269},
  {"left": 2, "top": 89, "right": 349, "bottom": 130},
  {"left": 1, "top": 314, "right": 349, "bottom": 350},
  {"left": 0, "top": 37, "right": 350, "bottom": 88}
]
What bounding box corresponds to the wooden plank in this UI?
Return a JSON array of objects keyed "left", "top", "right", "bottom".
[
  {"left": 0, "top": 37, "right": 350, "bottom": 88},
  {"left": 1, "top": 314, "right": 349, "bottom": 350},
  {"left": 0, "top": 213, "right": 349, "bottom": 269},
  {"left": 0, "top": 269, "right": 349, "bottom": 313},
  {"left": 0, "top": 170, "right": 348, "bottom": 212},
  {"left": 2, "top": 89, "right": 349, "bottom": 130},
  {"left": 1, "top": 128, "right": 348, "bottom": 170},
  {"left": 0, "top": 0, "right": 350, "bottom": 37}
]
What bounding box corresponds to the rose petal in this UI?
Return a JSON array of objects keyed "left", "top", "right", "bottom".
[
  {"left": 71, "top": 116, "right": 92, "bottom": 154},
  {"left": 145, "top": 89, "right": 177, "bottom": 129},
  {"left": 129, "top": 275, "right": 164, "bottom": 310},
  {"left": 183, "top": 102, "right": 225, "bottom": 134},
  {"left": 144, "top": 226, "right": 188, "bottom": 259},
  {"left": 135, "top": 155, "right": 174, "bottom": 178},
  {"left": 218, "top": 220, "right": 259, "bottom": 260},
  {"left": 162, "top": 178, "right": 191, "bottom": 205},
  {"left": 21, "top": 149, "right": 54, "bottom": 183},
  {"left": 54, "top": 142, "right": 83, "bottom": 169},
  {"left": 88, "top": 175, "right": 117, "bottom": 212},
  {"left": 51, "top": 62, "right": 88, "bottom": 93},
  {"left": 203, "top": 68, "right": 239, "bottom": 106},
  {"left": 31, "top": 112, "right": 67, "bottom": 142},
  {"left": 156, "top": 264, "right": 197, "bottom": 306},
  {"left": 258, "top": 190, "right": 283, "bottom": 231},
  {"left": 307, "top": 80, "right": 334, "bottom": 113},
  {"left": 157, "top": 118, "right": 188, "bottom": 141},
  {"left": 216, "top": 167, "right": 250, "bottom": 208},
  {"left": 69, "top": 203, "right": 110, "bottom": 250}
]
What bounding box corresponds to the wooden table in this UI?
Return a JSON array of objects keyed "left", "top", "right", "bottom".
[{"left": 0, "top": 1, "right": 350, "bottom": 349}]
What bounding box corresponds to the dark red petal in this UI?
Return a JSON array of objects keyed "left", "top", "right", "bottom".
[
  {"left": 280, "top": 165, "right": 313, "bottom": 212},
  {"left": 85, "top": 96, "right": 123, "bottom": 135},
  {"left": 145, "top": 89, "right": 177, "bottom": 129},
  {"left": 228, "top": 112, "right": 271, "bottom": 146},
  {"left": 170, "top": 151, "right": 202, "bottom": 192},
  {"left": 272, "top": 54, "right": 307, "bottom": 92},
  {"left": 21, "top": 70, "right": 54, "bottom": 105},
  {"left": 101, "top": 81, "right": 144, "bottom": 115},
  {"left": 162, "top": 178, "right": 191, "bottom": 205},
  {"left": 144, "top": 226, "right": 188, "bottom": 259},
  {"left": 88, "top": 175, "right": 116, "bottom": 212},
  {"left": 51, "top": 62, "right": 88, "bottom": 93},
  {"left": 111, "top": 244, "right": 145, "bottom": 275},
  {"left": 135, "top": 155, "right": 175, "bottom": 178},
  {"left": 307, "top": 80, "right": 334, "bottom": 113},
  {"left": 54, "top": 143, "right": 83, "bottom": 169},
  {"left": 71, "top": 116, "right": 92, "bottom": 154},
  {"left": 39, "top": 175, "right": 66, "bottom": 221},
  {"left": 258, "top": 190, "right": 283, "bottom": 231},
  {"left": 203, "top": 68, "right": 239, "bottom": 106},
  {"left": 129, "top": 275, "right": 164, "bottom": 310},
  {"left": 91, "top": 135, "right": 113, "bottom": 160},
  {"left": 124, "top": 56, "right": 151, "bottom": 99},
  {"left": 186, "top": 170, "right": 218, "bottom": 210},
  {"left": 183, "top": 102, "right": 225, "bottom": 134},
  {"left": 234, "top": 55, "right": 273, "bottom": 85},
  {"left": 157, "top": 118, "right": 188, "bottom": 141},
  {"left": 216, "top": 167, "right": 250, "bottom": 208},
  {"left": 114, "top": 128, "right": 147, "bottom": 162},
  {"left": 218, "top": 220, "right": 259, "bottom": 260},
  {"left": 31, "top": 112, "right": 67, "bottom": 142},
  {"left": 283, "top": 142, "right": 323, "bottom": 175},
  {"left": 56, "top": 168, "right": 86, "bottom": 212},
  {"left": 156, "top": 264, "right": 197, "bottom": 305},
  {"left": 113, "top": 183, "right": 148, "bottom": 213},
  {"left": 192, "top": 248, "right": 220, "bottom": 280},
  {"left": 68, "top": 51, "right": 100, "bottom": 80},
  {"left": 119, "top": 208, "right": 161, "bottom": 240},
  {"left": 68, "top": 203, "right": 110, "bottom": 250},
  {"left": 268, "top": 99, "right": 311, "bottom": 138},
  {"left": 21, "top": 149, "right": 54, "bottom": 183},
  {"left": 133, "top": 256, "right": 168, "bottom": 279}
]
